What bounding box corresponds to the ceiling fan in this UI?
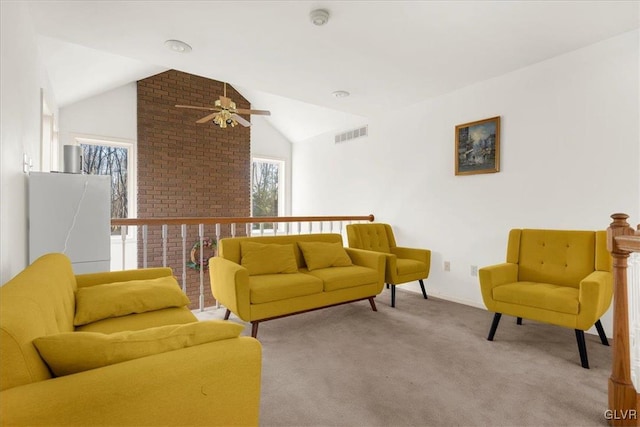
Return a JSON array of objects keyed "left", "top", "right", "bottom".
[{"left": 175, "top": 83, "right": 271, "bottom": 128}]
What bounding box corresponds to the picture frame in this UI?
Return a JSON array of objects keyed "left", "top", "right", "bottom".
[{"left": 455, "top": 116, "right": 500, "bottom": 176}]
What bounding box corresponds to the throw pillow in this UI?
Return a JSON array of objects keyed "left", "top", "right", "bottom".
[
  {"left": 298, "top": 241, "right": 353, "bottom": 271},
  {"left": 74, "top": 276, "right": 190, "bottom": 326},
  {"left": 34, "top": 320, "right": 244, "bottom": 377},
  {"left": 240, "top": 241, "right": 298, "bottom": 275}
]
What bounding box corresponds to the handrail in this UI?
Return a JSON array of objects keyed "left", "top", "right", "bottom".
[{"left": 112, "top": 214, "right": 375, "bottom": 227}]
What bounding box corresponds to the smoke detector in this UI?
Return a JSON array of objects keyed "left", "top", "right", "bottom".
[{"left": 310, "top": 9, "right": 330, "bottom": 26}]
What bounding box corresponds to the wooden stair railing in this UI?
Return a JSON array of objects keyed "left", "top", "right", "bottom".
[{"left": 607, "top": 213, "right": 640, "bottom": 426}]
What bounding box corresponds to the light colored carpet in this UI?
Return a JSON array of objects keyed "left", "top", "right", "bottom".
[{"left": 197, "top": 288, "right": 611, "bottom": 427}]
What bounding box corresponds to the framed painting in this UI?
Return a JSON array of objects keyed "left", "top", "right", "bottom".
[{"left": 455, "top": 116, "right": 500, "bottom": 176}]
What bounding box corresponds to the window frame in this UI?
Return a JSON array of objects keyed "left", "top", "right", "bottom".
[
  {"left": 73, "top": 134, "right": 137, "bottom": 240},
  {"left": 251, "top": 156, "right": 286, "bottom": 234}
]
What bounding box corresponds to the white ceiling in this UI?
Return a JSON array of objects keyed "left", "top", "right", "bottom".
[{"left": 28, "top": 1, "right": 640, "bottom": 143}]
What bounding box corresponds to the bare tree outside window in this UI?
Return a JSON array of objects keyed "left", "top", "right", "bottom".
[
  {"left": 252, "top": 160, "right": 280, "bottom": 230},
  {"left": 81, "top": 144, "right": 128, "bottom": 235}
]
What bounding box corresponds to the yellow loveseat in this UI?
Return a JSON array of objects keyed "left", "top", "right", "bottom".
[
  {"left": 0, "top": 253, "right": 262, "bottom": 426},
  {"left": 479, "top": 229, "right": 613, "bottom": 368},
  {"left": 209, "top": 233, "right": 386, "bottom": 337}
]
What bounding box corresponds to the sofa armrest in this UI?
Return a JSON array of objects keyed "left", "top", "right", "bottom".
[
  {"left": 344, "top": 248, "right": 386, "bottom": 289},
  {"left": 478, "top": 263, "right": 519, "bottom": 310},
  {"left": 209, "top": 257, "right": 251, "bottom": 321},
  {"left": 390, "top": 247, "right": 431, "bottom": 265},
  {"left": 345, "top": 248, "right": 385, "bottom": 270},
  {"left": 75, "top": 268, "right": 174, "bottom": 288},
  {"left": 577, "top": 270, "right": 613, "bottom": 330},
  {"left": 0, "top": 337, "right": 262, "bottom": 427}
]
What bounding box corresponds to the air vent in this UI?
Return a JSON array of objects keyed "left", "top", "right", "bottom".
[{"left": 335, "top": 125, "right": 368, "bottom": 144}]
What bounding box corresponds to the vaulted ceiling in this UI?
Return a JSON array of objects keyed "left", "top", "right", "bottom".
[{"left": 29, "top": 1, "right": 639, "bottom": 142}]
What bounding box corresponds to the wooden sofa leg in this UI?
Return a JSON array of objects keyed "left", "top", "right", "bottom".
[
  {"left": 487, "top": 313, "right": 502, "bottom": 341},
  {"left": 594, "top": 320, "right": 609, "bottom": 346},
  {"left": 391, "top": 285, "right": 396, "bottom": 308},
  {"left": 224, "top": 309, "right": 231, "bottom": 320},
  {"left": 419, "top": 279, "right": 428, "bottom": 299},
  {"left": 575, "top": 329, "right": 589, "bottom": 369},
  {"left": 516, "top": 317, "right": 522, "bottom": 325},
  {"left": 251, "top": 322, "right": 259, "bottom": 338},
  {"left": 368, "top": 297, "right": 377, "bottom": 312}
]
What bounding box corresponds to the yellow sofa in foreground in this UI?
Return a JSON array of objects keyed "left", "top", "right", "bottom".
[
  {"left": 209, "top": 233, "right": 386, "bottom": 337},
  {"left": 0, "top": 253, "right": 262, "bottom": 426},
  {"left": 479, "top": 229, "right": 613, "bottom": 368}
]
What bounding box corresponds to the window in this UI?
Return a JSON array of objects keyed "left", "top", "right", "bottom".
[
  {"left": 251, "top": 157, "right": 285, "bottom": 233},
  {"left": 76, "top": 136, "right": 136, "bottom": 236}
]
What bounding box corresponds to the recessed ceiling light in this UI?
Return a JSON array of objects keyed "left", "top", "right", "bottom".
[
  {"left": 310, "top": 9, "right": 330, "bottom": 26},
  {"left": 164, "top": 39, "right": 192, "bottom": 53},
  {"left": 332, "top": 90, "right": 350, "bottom": 98}
]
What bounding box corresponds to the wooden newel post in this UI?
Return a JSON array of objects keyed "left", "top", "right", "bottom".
[{"left": 607, "top": 213, "right": 638, "bottom": 426}]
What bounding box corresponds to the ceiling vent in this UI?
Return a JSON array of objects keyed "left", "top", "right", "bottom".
[{"left": 335, "top": 125, "right": 368, "bottom": 144}]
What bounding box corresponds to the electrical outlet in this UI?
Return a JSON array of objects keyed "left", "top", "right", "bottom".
[
  {"left": 444, "top": 261, "right": 450, "bottom": 272},
  {"left": 470, "top": 265, "right": 478, "bottom": 276}
]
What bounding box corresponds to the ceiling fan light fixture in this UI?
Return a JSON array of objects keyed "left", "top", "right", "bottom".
[
  {"left": 213, "top": 110, "right": 237, "bottom": 128},
  {"left": 164, "top": 39, "right": 192, "bottom": 53},
  {"left": 310, "top": 9, "right": 330, "bottom": 26}
]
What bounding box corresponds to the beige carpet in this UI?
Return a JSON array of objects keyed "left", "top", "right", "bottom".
[{"left": 198, "top": 288, "right": 611, "bottom": 427}]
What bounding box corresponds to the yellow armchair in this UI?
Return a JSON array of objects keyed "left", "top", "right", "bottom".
[
  {"left": 479, "top": 229, "right": 613, "bottom": 368},
  {"left": 347, "top": 223, "right": 431, "bottom": 307}
]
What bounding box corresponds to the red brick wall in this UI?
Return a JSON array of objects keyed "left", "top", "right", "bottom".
[{"left": 137, "top": 70, "right": 250, "bottom": 309}]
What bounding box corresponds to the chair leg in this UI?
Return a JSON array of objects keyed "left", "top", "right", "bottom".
[
  {"left": 368, "top": 297, "right": 377, "bottom": 312},
  {"left": 251, "top": 322, "right": 259, "bottom": 338},
  {"left": 516, "top": 317, "right": 522, "bottom": 325},
  {"left": 391, "top": 285, "right": 396, "bottom": 308},
  {"left": 386, "top": 283, "right": 390, "bottom": 289},
  {"left": 224, "top": 309, "right": 231, "bottom": 320},
  {"left": 487, "top": 313, "right": 502, "bottom": 341},
  {"left": 594, "top": 320, "right": 609, "bottom": 346},
  {"left": 418, "top": 279, "right": 428, "bottom": 299},
  {"left": 575, "top": 329, "right": 589, "bottom": 369}
]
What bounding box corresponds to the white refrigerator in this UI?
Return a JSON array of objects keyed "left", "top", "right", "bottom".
[{"left": 29, "top": 172, "right": 111, "bottom": 273}]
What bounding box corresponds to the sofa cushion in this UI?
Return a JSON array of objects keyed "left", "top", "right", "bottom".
[
  {"left": 74, "top": 276, "right": 190, "bottom": 326},
  {"left": 76, "top": 306, "right": 197, "bottom": 334},
  {"left": 241, "top": 241, "right": 298, "bottom": 276},
  {"left": 249, "top": 273, "right": 323, "bottom": 304},
  {"left": 492, "top": 282, "right": 579, "bottom": 314},
  {"left": 298, "top": 241, "right": 353, "bottom": 271},
  {"left": 307, "top": 265, "right": 379, "bottom": 292},
  {"left": 395, "top": 258, "right": 427, "bottom": 275},
  {"left": 517, "top": 230, "right": 597, "bottom": 288},
  {"left": 33, "top": 320, "right": 243, "bottom": 377}
]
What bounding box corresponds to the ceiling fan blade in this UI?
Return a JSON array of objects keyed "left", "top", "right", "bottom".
[
  {"left": 196, "top": 112, "right": 219, "bottom": 124},
  {"left": 231, "top": 114, "right": 251, "bottom": 127},
  {"left": 175, "top": 105, "right": 220, "bottom": 112},
  {"left": 235, "top": 108, "right": 271, "bottom": 116}
]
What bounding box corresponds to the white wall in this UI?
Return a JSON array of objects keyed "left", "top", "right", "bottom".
[
  {"left": 0, "top": 2, "right": 57, "bottom": 283},
  {"left": 292, "top": 30, "right": 640, "bottom": 336},
  {"left": 58, "top": 83, "right": 137, "bottom": 163},
  {"left": 251, "top": 116, "right": 293, "bottom": 215}
]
